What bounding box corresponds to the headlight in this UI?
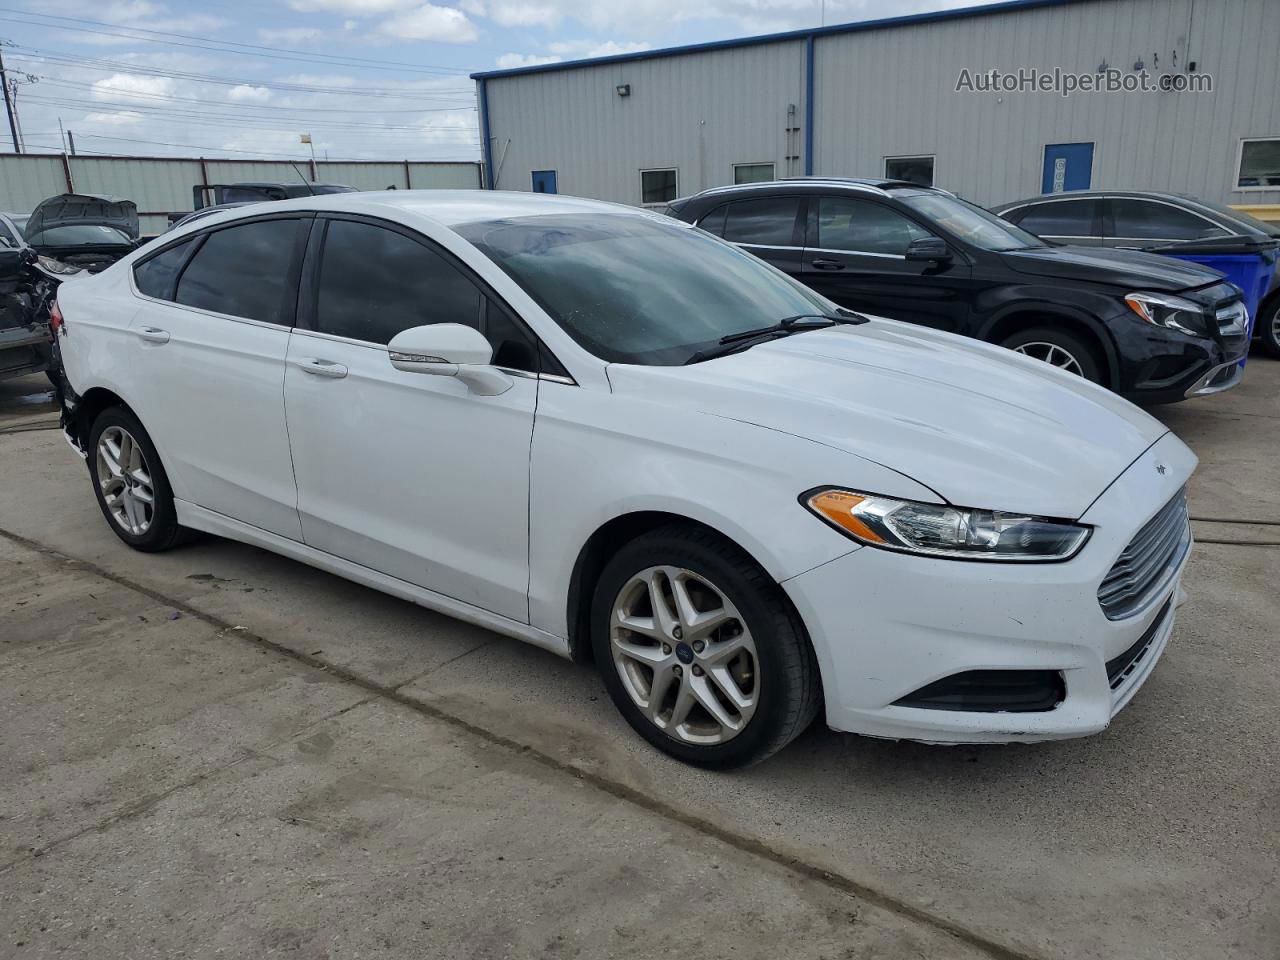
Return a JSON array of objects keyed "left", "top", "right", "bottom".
[
  {"left": 1123, "top": 291, "right": 1208, "bottom": 337},
  {"left": 803, "top": 488, "right": 1090, "bottom": 562},
  {"left": 37, "top": 256, "right": 84, "bottom": 276}
]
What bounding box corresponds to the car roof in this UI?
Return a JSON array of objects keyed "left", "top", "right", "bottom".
[
  {"left": 225, "top": 189, "right": 650, "bottom": 228},
  {"left": 687, "top": 177, "right": 933, "bottom": 201},
  {"left": 993, "top": 190, "right": 1213, "bottom": 210}
]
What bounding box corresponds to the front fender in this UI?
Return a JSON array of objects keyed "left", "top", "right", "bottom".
[{"left": 526, "top": 382, "right": 940, "bottom": 639}]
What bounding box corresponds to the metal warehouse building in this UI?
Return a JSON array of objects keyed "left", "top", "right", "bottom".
[{"left": 472, "top": 0, "right": 1280, "bottom": 218}]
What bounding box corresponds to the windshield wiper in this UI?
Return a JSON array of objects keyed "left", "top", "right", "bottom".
[{"left": 684, "top": 313, "right": 868, "bottom": 365}]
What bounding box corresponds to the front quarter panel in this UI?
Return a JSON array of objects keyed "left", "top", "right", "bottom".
[{"left": 526, "top": 379, "right": 942, "bottom": 639}]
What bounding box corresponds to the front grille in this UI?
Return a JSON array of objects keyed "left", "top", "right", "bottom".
[
  {"left": 1097, "top": 489, "right": 1190, "bottom": 620},
  {"left": 1106, "top": 599, "right": 1171, "bottom": 690}
]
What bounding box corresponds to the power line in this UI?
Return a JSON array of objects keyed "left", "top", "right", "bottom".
[
  {"left": 21, "top": 94, "right": 480, "bottom": 137},
  {"left": 0, "top": 9, "right": 471, "bottom": 75},
  {"left": 6, "top": 46, "right": 475, "bottom": 101},
  {"left": 18, "top": 138, "right": 478, "bottom": 163}
]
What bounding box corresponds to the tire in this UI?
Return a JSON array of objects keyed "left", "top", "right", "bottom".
[
  {"left": 87, "top": 406, "right": 185, "bottom": 552},
  {"left": 590, "top": 524, "right": 821, "bottom": 768},
  {"left": 1257, "top": 298, "right": 1280, "bottom": 359},
  {"left": 1000, "top": 326, "right": 1104, "bottom": 384}
]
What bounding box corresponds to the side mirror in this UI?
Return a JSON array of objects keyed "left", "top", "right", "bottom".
[
  {"left": 905, "top": 236, "right": 951, "bottom": 262},
  {"left": 387, "top": 323, "right": 512, "bottom": 396}
]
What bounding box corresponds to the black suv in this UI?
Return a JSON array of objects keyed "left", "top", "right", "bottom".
[{"left": 668, "top": 179, "right": 1248, "bottom": 403}]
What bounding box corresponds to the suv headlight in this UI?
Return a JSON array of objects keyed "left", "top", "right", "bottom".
[
  {"left": 1123, "top": 291, "right": 1209, "bottom": 337},
  {"left": 803, "top": 488, "right": 1090, "bottom": 562}
]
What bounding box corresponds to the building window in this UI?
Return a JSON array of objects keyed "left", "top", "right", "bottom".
[
  {"left": 884, "top": 155, "right": 935, "bottom": 187},
  {"left": 1237, "top": 139, "right": 1280, "bottom": 189},
  {"left": 641, "top": 168, "right": 678, "bottom": 205},
  {"left": 733, "top": 162, "right": 775, "bottom": 185}
]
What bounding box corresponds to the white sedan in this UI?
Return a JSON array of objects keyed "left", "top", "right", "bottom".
[{"left": 52, "top": 191, "right": 1195, "bottom": 767}]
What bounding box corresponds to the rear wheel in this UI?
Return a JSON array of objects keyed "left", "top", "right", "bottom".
[
  {"left": 1001, "top": 326, "right": 1103, "bottom": 384},
  {"left": 88, "top": 406, "right": 185, "bottom": 552},
  {"left": 591, "top": 525, "right": 821, "bottom": 768},
  {"left": 1258, "top": 298, "right": 1280, "bottom": 358}
]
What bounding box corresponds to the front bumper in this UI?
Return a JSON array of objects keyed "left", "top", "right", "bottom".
[
  {"left": 783, "top": 432, "right": 1196, "bottom": 744},
  {"left": 1110, "top": 295, "right": 1249, "bottom": 403}
]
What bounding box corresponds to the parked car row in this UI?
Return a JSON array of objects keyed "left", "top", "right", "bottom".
[
  {"left": 52, "top": 190, "right": 1201, "bottom": 767},
  {"left": 667, "top": 179, "right": 1262, "bottom": 404}
]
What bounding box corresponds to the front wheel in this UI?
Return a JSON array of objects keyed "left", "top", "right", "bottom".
[
  {"left": 591, "top": 525, "right": 821, "bottom": 768},
  {"left": 1001, "top": 326, "right": 1103, "bottom": 384},
  {"left": 1257, "top": 299, "right": 1280, "bottom": 358},
  {"left": 88, "top": 406, "right": 185, "bottom": 552}
]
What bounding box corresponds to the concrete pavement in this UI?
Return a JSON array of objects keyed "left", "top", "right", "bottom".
[{"left": 1, "top": 362, "right": 1278, "bottom": 959}]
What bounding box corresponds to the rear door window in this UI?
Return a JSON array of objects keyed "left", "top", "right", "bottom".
[
  {"left": 175, "top": 219, "right": 301, "bottom": 324},
  {"left": 1009, "top": 199, "right": 1099, "bottom": 238},
  {"left": 134, "top": 238, "right": 196, "bottom": 300},
  {"left": 722, "top": 197, "right": 801, "bottom": 246},
  {"left": 1109, "top": 199, "right": 1228, "bottom": 242}
]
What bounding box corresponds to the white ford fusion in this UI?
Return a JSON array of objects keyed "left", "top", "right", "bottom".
[{"left": 52, "top": 191, "right": 1195, "bottom": 767}]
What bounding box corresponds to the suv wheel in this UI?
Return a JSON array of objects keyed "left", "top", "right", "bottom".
[
  {"left": 88, "top": 407, "right": 185, "bottom": 552},
  {"left": 1258, "top": 299, "right": 1280, "bottom": 358},
  {"left": 1001, "top": 327, "right": 1103, "bottom": 384},
  {"left": 591, "top": 525, "right": 821, "bottom": 768}
]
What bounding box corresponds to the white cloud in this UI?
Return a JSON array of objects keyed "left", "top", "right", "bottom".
[
  {"left": 227, "top": 85, "right": 274, "bottom": 103},
  {"left": 495, "top": 52, "right": 562, "bottom": 68},
  {"left": 547, "top": 39, "right": 651, "bottom": 58},
  {"left": 90, "top": 73, "right": 177, "bottom": 103},
  {"left": 83, "top": 110, "right": 146, "bottom": 125},
  {"left": 485, "top": 1, "right": 561, "bottom": 26},
  {"left": 457, "top": 0, "right": 486, "bottom": 13},
  {"left": 376, "top": 3, "right": 479, "bottom": 42}
]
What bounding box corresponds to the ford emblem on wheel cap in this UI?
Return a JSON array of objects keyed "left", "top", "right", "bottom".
[{"left": 675, "top": 642, "right": 695, "bottom": 664}]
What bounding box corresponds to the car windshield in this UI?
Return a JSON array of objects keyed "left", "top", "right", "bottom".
[
  {"left": 458, "top": 213, "right": 834, "bottom": 365},
  {"left": 897, "top": 192, "right": 1046, "bottom": 251},
  {"left": 1187, "top": 197, "right": 1280, "bottom": 237},
  {"left": 28, "top": 224, "right": 132, "bottom": 247}
]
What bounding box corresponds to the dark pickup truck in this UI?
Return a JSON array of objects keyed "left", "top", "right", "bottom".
[{"left": 166, "top": 182, "right": 357, "bottom": 228}]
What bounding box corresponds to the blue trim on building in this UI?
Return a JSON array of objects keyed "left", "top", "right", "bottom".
[
  {"left": 804, "top": 36, "right": 815, "bottom": 177},
  {"left": 468, "top": 0, "right": 1083, "bottom": 80},
  {"left": 478, "top": 77, "right": 493, "bottom": 190}
]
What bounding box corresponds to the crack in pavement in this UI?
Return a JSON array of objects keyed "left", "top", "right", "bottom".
[{"left": 0, "top": 525, "right": 1050, "bottom": 960}]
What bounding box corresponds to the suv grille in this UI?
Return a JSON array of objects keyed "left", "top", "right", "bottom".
[{"left": 1097, "top": 489, "right": 1190, "bottom": 620}]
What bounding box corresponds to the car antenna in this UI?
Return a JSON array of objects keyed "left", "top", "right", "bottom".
[{"left": 288, "top": 161, "right": 317, "bottom": 196}]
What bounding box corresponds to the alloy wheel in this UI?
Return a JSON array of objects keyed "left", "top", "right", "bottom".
[
  {"left": 1012, "top": 341, "right": 1085, "bottom": 376},
  {"left": 96, "top": 425, "right": 155, "bottom": 536},
  {"left": 609, "top": 565, "right": 758, "bottom": 745}
]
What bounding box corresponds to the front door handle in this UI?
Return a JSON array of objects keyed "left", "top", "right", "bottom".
[
  {"left": 295, "top": 357, "right": 348, "bottom": 379},
  {"left": 810, "top": 259, "right": 846, "bottom": 271},
  {"left": 135, "top": 326, "right": 170, "bottom": 344}
]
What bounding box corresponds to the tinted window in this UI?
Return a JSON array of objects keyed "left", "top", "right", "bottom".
[
  {"left": 696, "top": 205, "right": 728, "bottom": 237},
  {"left": 134, "top": 238, "right": 195, "bottom": 300},
  {"left": 1238, "top": 139, "right": 1280, "bottom": 188},
  {"left": 817, "top": 198, "right": 931, "bottom": 255},
  {"left": 222, "top": 186, "right": 284, "bottom": 203},
  {"left": 458, "top": 213, "right": 830, "bottom": 366},
  {"left": 1111, "top": 200, "right": 1228, "bottom": 241},
  {"left": 1012, "top": 198, "right": 1099, "bottom": 237},
  {"left": 175, "top": 219, "right": 299, "bottom": 323},
  {"left": 722, "top": 197, "right": 800, "bottom": 246},
  {"left": 315, "top": 219, "right": 481, "bottom": 346},
  {"left": 483, "top": 301, "right": 539, "bottom": 373},
  {"left": 733, "top": 163, "right": 775, "bottom": 185}
]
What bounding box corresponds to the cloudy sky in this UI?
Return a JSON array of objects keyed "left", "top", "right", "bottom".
[{"left": 0, "top": 0, "right": 980, "bottom": 162}]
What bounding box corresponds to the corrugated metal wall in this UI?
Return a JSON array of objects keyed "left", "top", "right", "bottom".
[
  {"left": 484, "top": 40, "right": 807, "bottom": 202},
  {"left": 0, "top": 155, "right": 483, "bottom": 235},
  {"left": 480, "top": 0, "right": 1280, "bottom": 211},
  {"left": 813, "top": 0, "right": 1280, "bottom": 208}
]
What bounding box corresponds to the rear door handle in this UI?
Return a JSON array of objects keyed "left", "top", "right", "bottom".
[
  {"left": 810, "top": 259, "right": 845, "bottom": 271},
  {"left": 295, "top": 357, "right": 348, "bottom": 379},
  {"left": 135, "top": 326, "right": 170, "bottom": 344}
]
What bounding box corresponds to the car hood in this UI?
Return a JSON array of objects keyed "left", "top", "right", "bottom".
[
  {"left": 1000, "top": 244, "right": 1224, "bottom": 291},
  {"left": 26, "top": 194, "right": 139, "bottom": 241},
  {"left": 606, "top": 321, "right": 1169, "bottom": 520}
]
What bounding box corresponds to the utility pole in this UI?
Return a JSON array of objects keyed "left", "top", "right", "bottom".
[
  {"left": 67, "top": 129, "right": 75, "bottom": 155},
  {"left": 0, "top": 48, "right": 20, "bottom": 153}
]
